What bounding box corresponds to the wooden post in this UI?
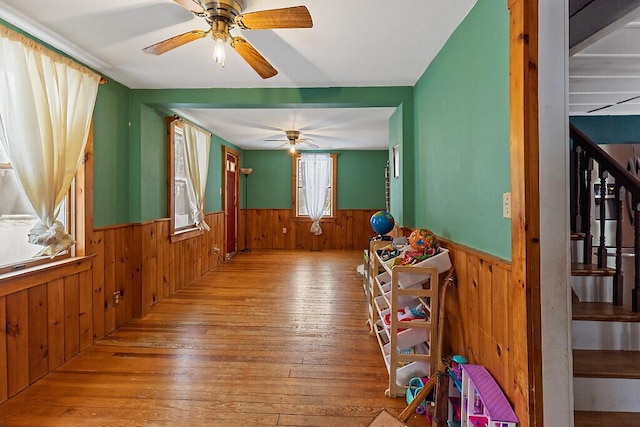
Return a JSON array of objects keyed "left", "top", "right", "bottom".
[{"left": 509, "top": 0, "right": 543, "bottom": 426}]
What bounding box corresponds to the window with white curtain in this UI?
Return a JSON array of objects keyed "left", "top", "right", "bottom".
[
  {"left": 172, "top": 125, "right": 192, "bottom": 230},
  {"left": 0, "top": 24, "right": 97, "bottom": 273},
  {"left": 294, "top": 153, "right": 337, "bottom": 218},
  {"left": 166, "top": 117, "right": 211, "bottom": 235},
  {"left": 0, "top": 144, "right": 71, "bottom": 271}
]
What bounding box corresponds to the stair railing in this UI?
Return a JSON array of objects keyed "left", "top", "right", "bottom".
[{"left": 570, "top": 123, "right": 640, "bottom": 312}]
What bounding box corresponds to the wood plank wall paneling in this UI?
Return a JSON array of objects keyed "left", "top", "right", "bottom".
[
  {"left": 0, "top": 296, "right": 6, "bottom": 403},
  {"left": 6, "top": 290, "right": 28, "bottom": 397},
  {"left": 0, "top": 212, "right": 225, "bottom": 405},
  {"left": 440, "top": 240, "right": 530, "bottom": 426},
  {"left": 27, "top": 284, "right": 48, "bottom": 384},
  {"left": 47, "top": 279, "right": 65, "bottom": 371},
  {"left": 242, "top": 209, "right": 378, "bottom": 250}
]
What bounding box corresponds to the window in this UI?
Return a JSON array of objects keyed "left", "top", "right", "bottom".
[
  {"left": 293, "top": 153, "right": 337, "bottom": 218},
  {"left": 0, "top": 25, "right": 97, "bottom": 274},
  {"left": 166, "top": 117, "right": 211, "bottom": 236},
  {"left": 168, "top": 121, "right": 194, "bottom": 231},
  {"left": 0, "top": 140, "right": 72, "bottom": 272}
]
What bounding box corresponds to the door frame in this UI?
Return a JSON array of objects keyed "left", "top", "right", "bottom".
[{"left": 222, "top": 146, "right": 241, "bottom": 257}]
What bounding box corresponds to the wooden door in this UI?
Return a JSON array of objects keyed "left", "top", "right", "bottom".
[{"left": 224, "top": 150, "right": 239, "bottom": 256}]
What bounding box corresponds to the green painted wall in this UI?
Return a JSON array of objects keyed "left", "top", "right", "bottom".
[
  {"left": 413, "top": 0, "right": 511, "bottom": 259},
  {"left": 571, "top": 115, "right": 640, "bottom": 144},
  {"left": 93, "top": 80, "right": 131, "bottom": 227},
  {"left": 241, "top": 150, "right": 387, "bottom": 210},
  {"left": 389, "top": 106, "right": 404, "bottom": 223},
  {"left": 337, "top": 151, "right": 387, "bottom": 209},
  {"left": 138, "top": 105, "right": 166, "bottom": 222},
  {"left": 241, "top": 151, "right": 294, "bottom": 209}
]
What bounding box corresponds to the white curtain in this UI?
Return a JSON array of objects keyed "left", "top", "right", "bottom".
[
  {"left": 301, "top": 153, "right": 331, "bottom": 235},
  {"left": 182, "top": 121, "right": 211, "bottom": 231},
  {"left": 0, "top": 25, "right": 100, "bottom": 256}
]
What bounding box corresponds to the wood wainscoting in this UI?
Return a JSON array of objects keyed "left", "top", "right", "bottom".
[
  {"left": 240, "top": 209, "right": 378, "bottom": 250},
  {"left": 0, "top": 212, "right": 225, "bottom": 404},
  {"left": 441, "top": 239, "right": 529, "bottom": 427}
]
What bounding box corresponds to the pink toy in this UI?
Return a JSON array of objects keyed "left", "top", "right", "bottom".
[{"left": 460, "top": 365, "right": 518, "bottom": 427}]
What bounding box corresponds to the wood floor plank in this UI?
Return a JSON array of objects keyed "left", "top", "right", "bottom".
[{"left": 0, "top": 250, "right": 426, "bottom": 426}]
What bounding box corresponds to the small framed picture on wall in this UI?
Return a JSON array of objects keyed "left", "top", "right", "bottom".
[{"left": 392, "top": 144, "right": 400, "bottom": 178}]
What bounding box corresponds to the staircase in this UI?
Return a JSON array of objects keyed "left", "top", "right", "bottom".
[{"left": 570, "top": 124, "right": 640, "bottom": 426}]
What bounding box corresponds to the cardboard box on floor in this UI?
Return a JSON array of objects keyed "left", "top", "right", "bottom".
[{"left": 367, "top": 410, "right": 406, "bottom": 427}]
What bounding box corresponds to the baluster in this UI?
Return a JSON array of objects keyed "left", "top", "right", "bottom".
[
  {"left": 634, "top": 200, "right": 640, "bottom": 312},
  {"left": 613, "top": 184, "right": 624, "bottom": 306},
  {"left": 582, "top": 156, "right": 593, "bottom": 264},
  {"left": 572, "top": 146, "right": 581, "bottom": 232},
  {"left": 597, "top": 169, "right": 608, "bottom": 268}
]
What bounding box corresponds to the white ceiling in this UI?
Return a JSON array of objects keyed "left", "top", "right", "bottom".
[
  {"left": 0, "top": 0, "right": 477, "bottom": 150},
  {"left": 174, "top": 107, "right": 396, "bottom": 150},
  {"left": 6, "top": 1, "right": 640, "bottom": 143},
  {"left": 570, "top": 12, "right": 640, "bottom": 116}
]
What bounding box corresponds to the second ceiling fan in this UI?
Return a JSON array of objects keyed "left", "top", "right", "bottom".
[
  {"left": 143, "top": 0, "right": 313, "bottom": 79},
  {"left": 265, "top": 130, "right": 319, "bottom": 153}
]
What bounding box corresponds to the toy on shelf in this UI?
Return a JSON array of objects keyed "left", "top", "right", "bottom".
[
  {"left": 370, "top": 210, "right": 395, "bottom": 241},
  {"left": 445, "top": 354, "right": 468, "bottom": 392}
]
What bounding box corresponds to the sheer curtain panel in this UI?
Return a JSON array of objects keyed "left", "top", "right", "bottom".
[
  {"left": 0, "top": 25, "right": 100, "bottom": 256},
  {"left": 182, "top": 121, "right": 211, "bottom": 231},
  {"left": 301, "top": 153, "right": 331, "bottom": 235}
]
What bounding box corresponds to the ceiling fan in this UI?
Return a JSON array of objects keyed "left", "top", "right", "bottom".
[
  {"left": 265, "top": 130, "right": 319, "bottom": 153},
  {"left": 142, "top": 0, "right": 313, "bottom": 79}
]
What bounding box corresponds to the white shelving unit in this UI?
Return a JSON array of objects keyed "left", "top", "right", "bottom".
[{"left": 368, "top": 241, "right": 452, "bottom": 397}]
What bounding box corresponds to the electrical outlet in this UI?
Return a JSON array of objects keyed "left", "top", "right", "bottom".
[
  {"left": 113, "top": 290, "right": 121, "bottom": 307},
  {"left": 503, "top": 192, "right": 511, "bottom": 218},
  {"left": 282, "top": 227, "right": 287, "bottom": 234}
]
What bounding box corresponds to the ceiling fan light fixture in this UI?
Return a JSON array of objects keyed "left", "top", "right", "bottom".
[
  {"left": 211, "top": 19, "right": 230, "bottom": 67},
  {"left": 289, "top": 144, "right": 296, "bottom": 154},
  {"left": 212, "top": 36, "right": 226, "bottom": 66}
]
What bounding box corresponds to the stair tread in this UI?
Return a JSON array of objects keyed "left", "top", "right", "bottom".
[
  {"left": 571, "top": 262, "right": 616, "bottom": 277},
  {"left": 572, "top": 302, "right": 640, "bottom": 322},
  {"left": 574, "top": 350, "right": 640, "bottom": 379},
  {"left": 571, "top": 232, "right": 586, "bottom": 241},
  {"left": 575, "top": 411, "right": 640, "bottom": 426}
]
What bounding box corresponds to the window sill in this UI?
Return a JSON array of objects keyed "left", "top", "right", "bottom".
[
  {"left": 293, "top": 217, "right": 336, "bottom": 223},
  {"left": 170, "top": 228, "right": 203, "bottom": 243},
  {"left": 0, "top": 255, "right": 94, "bottom": 298}
]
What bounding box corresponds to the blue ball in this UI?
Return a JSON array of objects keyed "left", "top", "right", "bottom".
[{"left": 370, "top": 210, "right": 395, "bottom": 235}]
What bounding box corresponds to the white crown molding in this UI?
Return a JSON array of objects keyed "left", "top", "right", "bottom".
[{"left": 0, "top": 2, "right": 112, "bottom": 75}]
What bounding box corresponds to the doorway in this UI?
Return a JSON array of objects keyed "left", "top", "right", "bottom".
[{"left": 223, "top": 147, "right": 240, "bottom": 258}]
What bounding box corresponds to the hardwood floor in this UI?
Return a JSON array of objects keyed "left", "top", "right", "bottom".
[{"left": 0, "top": 250, "right": 427, "bottom": 427}]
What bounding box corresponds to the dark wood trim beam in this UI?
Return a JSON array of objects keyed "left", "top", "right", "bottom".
[{"left": 569, "top": 0, "right": 640, "bottom": 53}]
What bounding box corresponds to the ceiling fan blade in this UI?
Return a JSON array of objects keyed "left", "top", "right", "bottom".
[
  {"left": 143, "top": 30, "right": 208, "bottom": 55},
  {"left": 275, "top": 142, "right": 290, "bottom": 149},
  {"left": 300, "top": 141, "right": 319, "bottom": 148},
  {"left": 235, "top": 6, "right": 313, "bottom": 30},
  {"left": 172, "top": 0, "right": 204, "bottom": 14},
  {"left": 264, "top": 138, "right": 287, "bottom": 142},
  {"left": 231, "top": 37, "right": 278, "bottom": 79}
]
